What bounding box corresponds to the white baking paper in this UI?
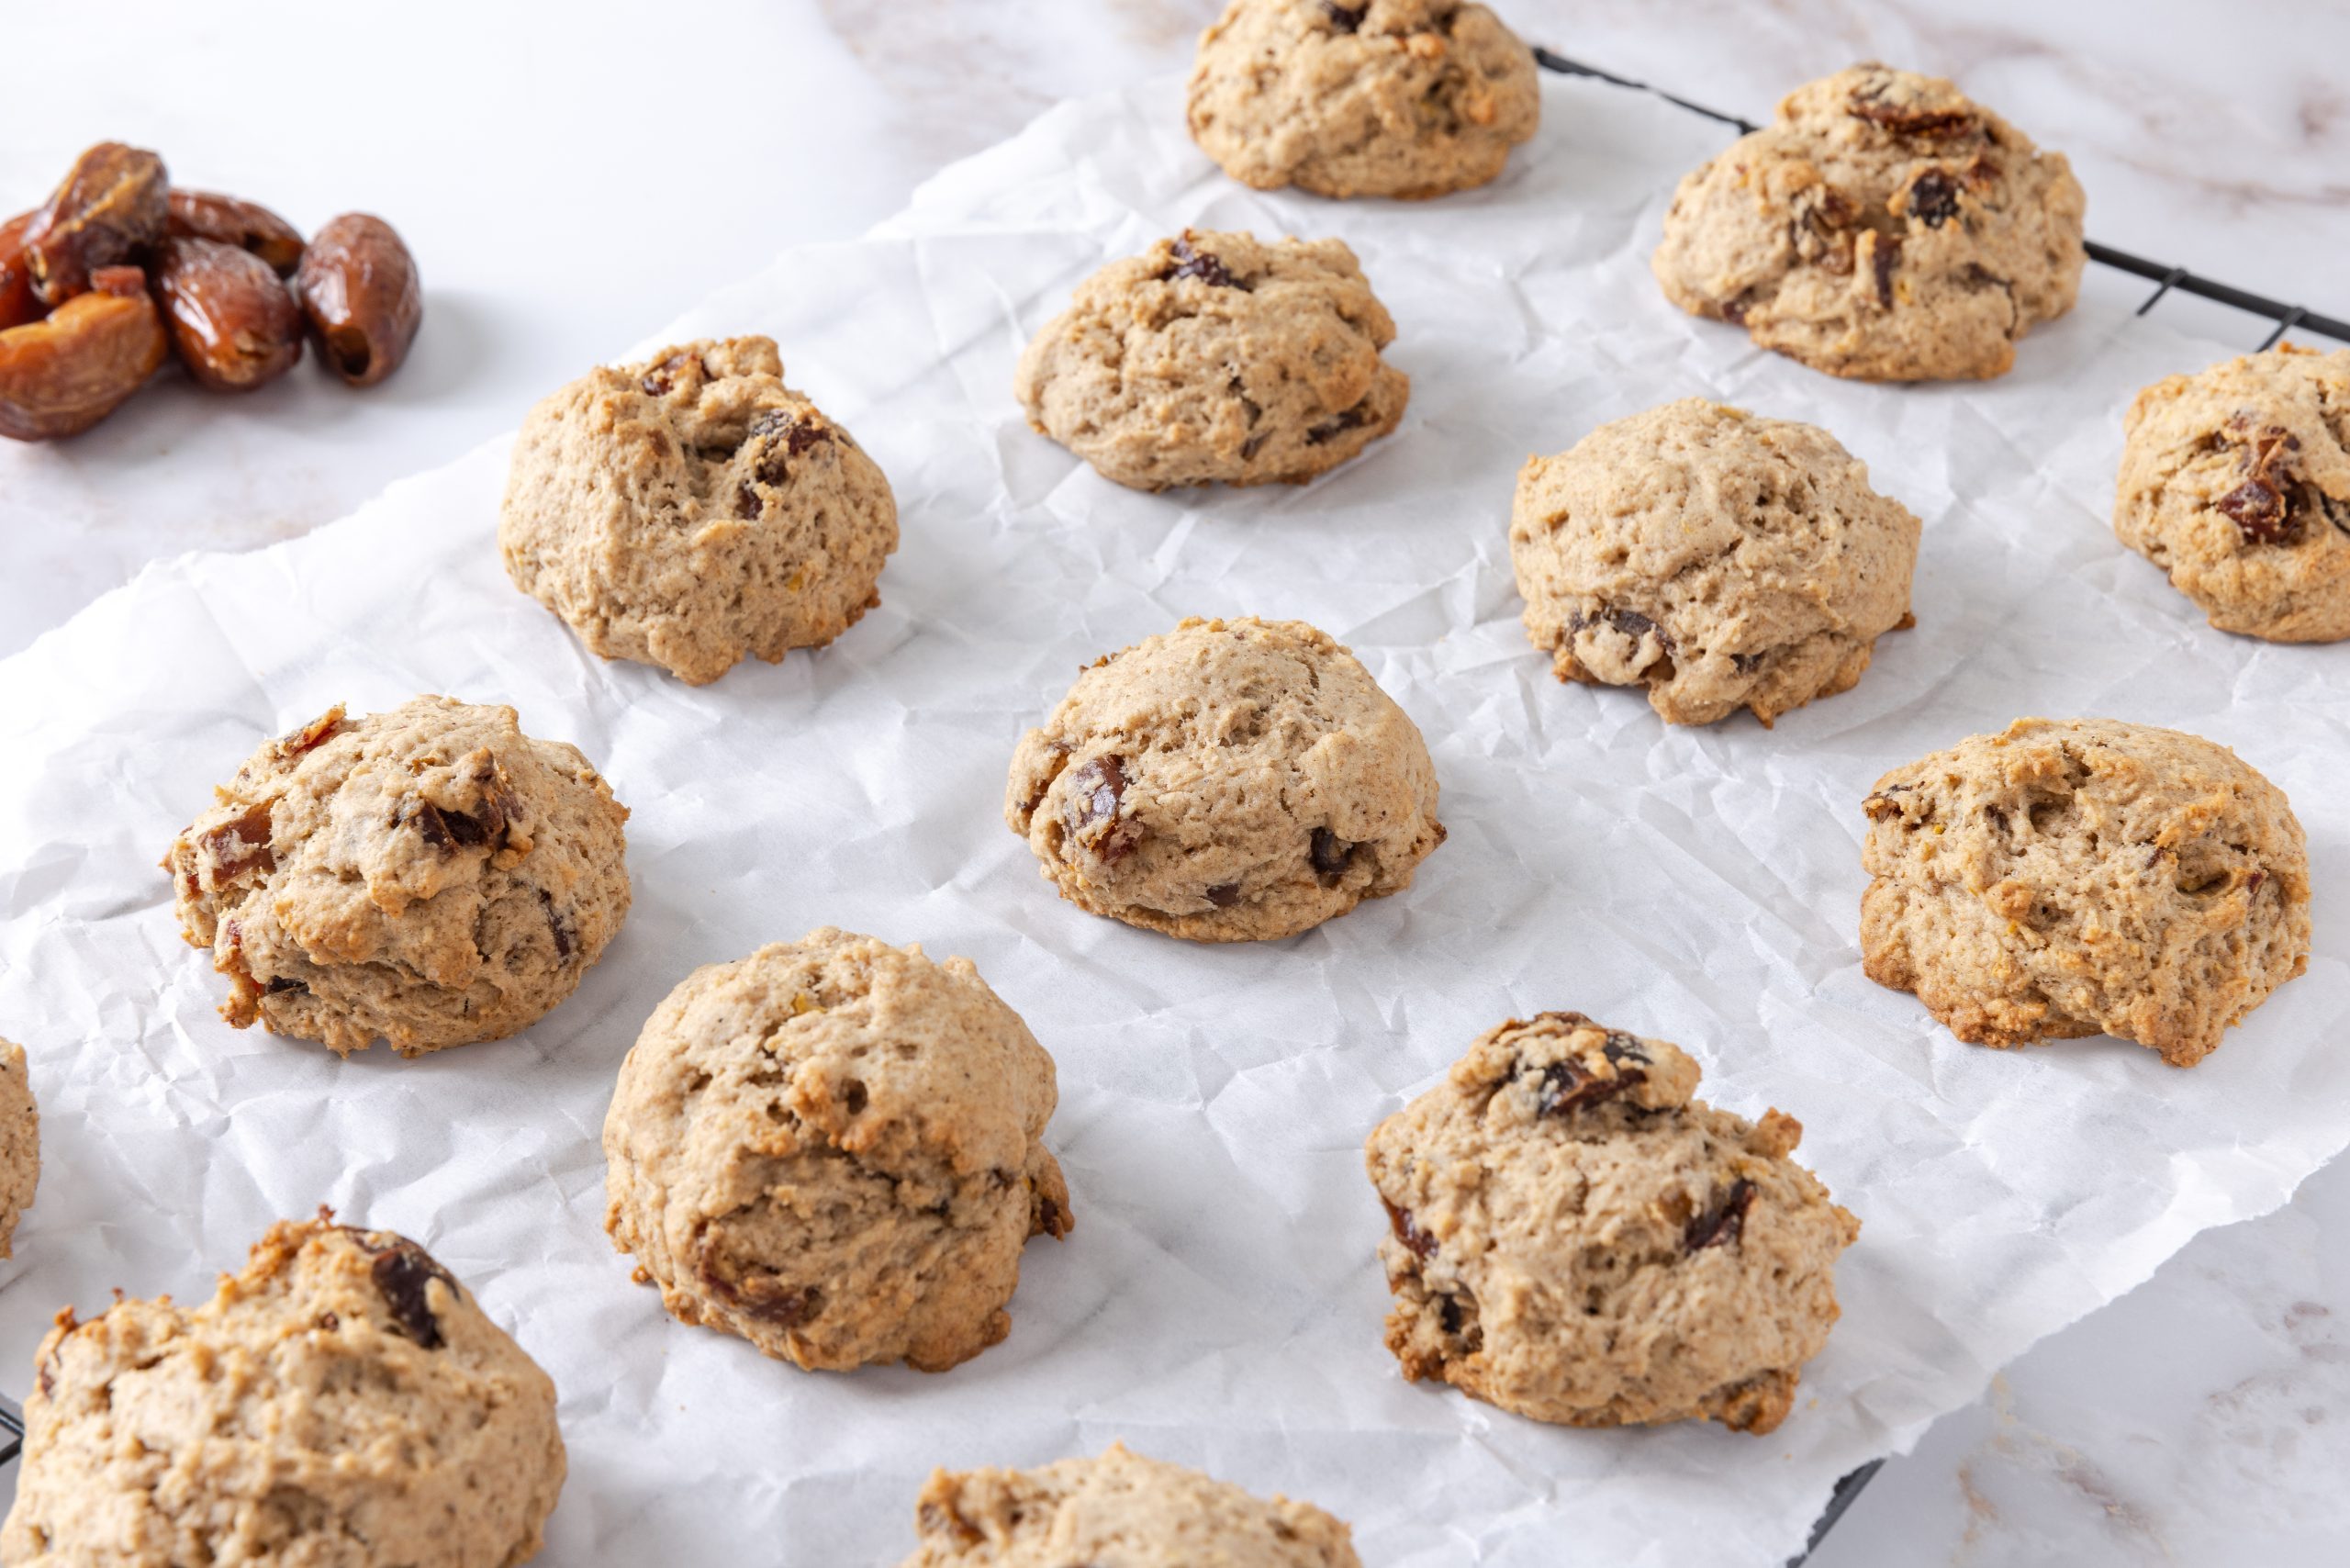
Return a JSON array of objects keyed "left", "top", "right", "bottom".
[{"left": 0, "top": 73, "right": 2344, "bottom": 1566}]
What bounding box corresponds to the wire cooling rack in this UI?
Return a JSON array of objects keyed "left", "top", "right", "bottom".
[{"left": 1530, "top": 44, "right": 2349, "bottom": 1568}]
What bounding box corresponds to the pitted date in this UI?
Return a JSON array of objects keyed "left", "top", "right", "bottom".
[
  {"left": 0, "top": 210, "right": 41, "bottom": 331},
  {"left": 22, "top": 142, "right": 168, "bottom": 306},
  {"left": 152, "top": 236, "right": 303, "bottom": 392},
  {"left": 0, "top": 267, "right": 167, "bottom": 441},
  {"left": 167, "top": 188, "right": 306, "bottom": 276},
  {"left": 296, "top": 213, "right": 421, "bottom": 386}
]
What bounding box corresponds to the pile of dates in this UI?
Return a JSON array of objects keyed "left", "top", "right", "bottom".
[{"left": 0, "top": 141, "right": 421, "bottom": 442}]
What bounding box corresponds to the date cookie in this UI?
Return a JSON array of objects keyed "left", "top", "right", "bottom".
[
  {"left": 1013, "top": 230, "right": 1408, "bottom": 490},
  {"left": 1510, "top": 398, "right": 1920, "bottom": 725},
  {"left": 2115, "top": 343, "right": 2350, "bottom": 643},
  {"left": 1653, "top": 62, "right": 2086, "bottom": 382},
  {"left": 900, "top": 1442, "right": 1360, "bottom": 1568},
  {"left": 1362, "top": 1020, "right": 1852, "bottom": 1439},
  {"left": 0, "top": 1038, "right": 36, "bottom": 1258},
  {"left": 1862, "top": 718, "right": 2311, "bottom": 1067},
  {"left": 1365, "top": 1012, "right": 1858, "bottom": 1435},
  {"left": 1186, "top": 0, "right": 1540, "bottom": 201},
  {"left": 500, "top": 335, "right": 898, "bottom": 685},
  {"left": 603, "top": 928, "right": 1071, "bottom": 1373},
  {"left": 163, "top": 696, "right": 632, "bottom": 1058},
  {"left": 1004, "top": 617, "right": 1444, "bottom": 943},
  {"left": 2, "top": 1215, "right": 565, "bottom": 1568}
]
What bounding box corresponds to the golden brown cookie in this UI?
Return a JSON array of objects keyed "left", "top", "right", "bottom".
[
  {"left": 2115, "top": 343, "right": 2350, "bottom": 643},
  {"left": 162, "top": 697, "right": 632, "bottom": 1058},
  {"left": 1004, "top": 617, "right": 1444, "bottom": 942},
  {"left": 603, "top": 928, "right": 1071, "bottom": 1373},
  {"left": 500, "top": 335, "right": 899, "bottom": 685},
  {"left": 1861, "top": 718, "right": 2311, "bottom": 1066},
  {"left": 1653, "top": 63, "right": 2085, "bottom": 381},
  {"left": 1364, "top": 1012, "right": 1858, "bottom": 1435},
  {"left": 899, "top": 1443, "right": 1360, "bottom": 1567},
  {"left": 1013, "top": 230, "right": 1408, "bottom": 490},
  {"left": 0, "top": 1037, "right": 36, "bottom": 1258},
  {"left": 1510, "top": 398, "right": 1920, "bottom": 725},
  {"left": 1186, "top": 0, "right": 1539, "bottom": 200},
  {"left": 2, "top": 1215, "right": 565, "bottom": 1568}
]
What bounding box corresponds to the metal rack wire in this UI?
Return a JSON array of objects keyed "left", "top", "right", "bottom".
[
  {"left": 1534, "top": 48, "right": 2350, "bottom": 351},
  {"left": 1527, "top": 45, "right": 2348, "bottom": 1567}
]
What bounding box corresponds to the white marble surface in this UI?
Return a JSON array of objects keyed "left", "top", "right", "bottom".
[{"left": 4, "top": 2, "right": 2346, "bottom": 1562}]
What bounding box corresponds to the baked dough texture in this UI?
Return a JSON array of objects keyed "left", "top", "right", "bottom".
[
  {"left": 500, "top": 335, "right": 899, "bottom": 685},
  {"left": 1364, "top": 1012, "right": 1858, "bottom": 1435},
  {"left": 1862, "top": 717, "right": 2311, "bottom": 1067},
  {"left": 1186, "top": 0, "right": 1539, "bottom": 200},
  {"left": 0, "top": 1036, "right": 36, "bottom": 1258},
  {"left": 1013, "top": 230, "right": 1408, "bottom": 490},
  {"left": 1653, "top": 62, "right": 2085, "bottom": 381},
  {"left": 2115, "top": 343, "right": 2350, "bottom": 643},
  {"left": 899, "top": 1442, "right": 1360, "bottom": 1568},
  {"left": 163, "top": 696, "right": 632, "bottom": 1058},
  {"left": 603, "top": 928, "right": 1071, "bottom": 1373},
  {"left": 2, "top": 1215, "right": 565, "bottom": 1568},
  {"left": 1004, "top": 617, "right": 1444, "bottom": 943},
  {"left": 1510, "top": 398, "right": 1920, "bottom": 725}
]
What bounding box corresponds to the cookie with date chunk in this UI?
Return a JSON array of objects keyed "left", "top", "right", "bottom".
[
  {"left": 2114, "top": 343, "right": 2350, "bottom": 643},
  {"left": 162, "top": 696, "right": 631, "bottom": 1058},
  {"left": 1004, "top": 617, "right": 1443, "bottom": 942},
  {"left": 900, "top": 1442, "right": 1360, "bottom": 1568},
  {"left": 1510, "top": 398, "right": 1920, "bottom": 726},
  {"left": 500, "top": 335, "right": 898, "bottom": 685},
  {"left": 1861, "top": 717, "right": 2311, "bottom": 1066},
  {"left": 1653, "top": 62, "right": 2085, "bottom": 381},
  {"left": 1363, "top": 1012, "right": 1858, "bottom": 1435},
  {"left": 603, "top": 928, "right": 1071, "bottom": 1373},
  {"left": 1013, "top": 230, "right": 1408, "bottom": 490},
  {"left": 2, "top": 1215, "right": 565, "bottom": 1568},
  {"left": 1186, "top": 0, "right": 1539, "bottom": 200},
  {"left": 0, "top": 1038, "right": 36, "bottom": 1259}
]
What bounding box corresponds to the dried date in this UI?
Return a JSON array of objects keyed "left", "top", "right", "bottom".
[
  {"left": 0, "top": 267, "right": 167, "bottom": 441},
  {"left": 22, "top": 142, "right": 168, "bottom": 306},
  {"left": 296, "top": 213, "right": 421, "bottom": 386},
  {"left": 151, "top": 236, "right": 304, "bottom": 393},
  {"left": 166, "top": 188, "right": 305, "bottom": 276},
  {"left": 0, "top": 210, "right": 40, "bottom": 331}
]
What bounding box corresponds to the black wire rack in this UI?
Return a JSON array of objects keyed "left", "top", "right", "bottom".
[
  {"left": 1528, "top": 44, "right": 2347, "bottom": 1568},
  {"left": 1535, "top": 48, "right": 2350, "bottom": 351},
  {"left": 0, "top": 1398, "right": 20, "bottom": 1466}
]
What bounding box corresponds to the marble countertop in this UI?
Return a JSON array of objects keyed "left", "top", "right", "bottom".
[{"left": 6, "top": 2, "right": 2345, "bottom": 1561}]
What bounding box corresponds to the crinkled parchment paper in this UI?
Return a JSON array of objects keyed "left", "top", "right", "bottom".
[{"left": 0, "top": 75, "right": 2344, "bottom": 1567}]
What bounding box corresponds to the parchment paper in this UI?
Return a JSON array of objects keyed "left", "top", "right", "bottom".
[{"left": 0, "top": 74, "right": 2344, "bottom": 1566}]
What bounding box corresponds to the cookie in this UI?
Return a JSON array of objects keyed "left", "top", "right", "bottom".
[
  {"left": 1004, "top": 617, "right": 1444, "bottom": 943},
  {"left": 2, "top": 1215, "right": 565, "bottom": 1568},
  {"left": 0, "top": 1037, "right": 36, "bottom": 1258},
  {"left": 900, "top": 1442, "right": 1360, "bottom": 1568},
  {"left": 1363, "top": 1012, "right": 1858, "bottom": 1435},
  {"left": 500, "top": 335, "right": 899, "bottom": 685},
  {"left": 163, "top": 697, "right": 632, "bottom": 1058},
  {"left": 1509, "top": 398, "right": 1920, "bottom": 726},
  {"left": 1186, "top": 0, "right": 1540, "bottom": 200},
  {"left": 1862, "top": 717, "right": 2311, "bottom": 1067},
  {"left": 1652, "top": 62, "right": 2086, "bottom": 381},
  {"left": 603, "top": 928, "right": 1071, "bottom": 1373},
  {"left": 2114, "top": 343, "right": 2350, "bottom": 643},
  {"left": 1013, "top": 230, "right": 1408, "bottom": 490}
]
